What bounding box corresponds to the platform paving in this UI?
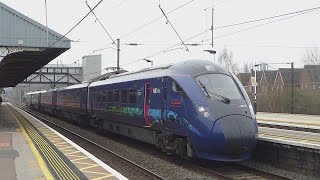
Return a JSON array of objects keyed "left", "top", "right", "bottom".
[
  {"left": 0, "top": 103, "right": 44, "bottom": 180},
  {"left": 257, "top": 112, "right": 320, "bottom": 130},
  {"left": 0, "top": 102, "right": 127, "bottom": 180}
]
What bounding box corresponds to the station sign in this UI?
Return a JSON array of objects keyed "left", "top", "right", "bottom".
[{"left": 251, "top": 77, "right": 258, "bottom": 87}]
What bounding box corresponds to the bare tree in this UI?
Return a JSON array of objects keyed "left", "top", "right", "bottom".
[
  {"left": 243, "top": 62, "right": 250, "bottom": 73},
  {"left": 217, "top": 47, "right": 239, "bottom": 74},
  {"left": 302, "top": 47, "right": 320, "bottom": 65}
]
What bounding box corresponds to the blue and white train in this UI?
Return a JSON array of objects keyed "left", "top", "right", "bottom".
[{"left": 26, "top": 60, "right": 258, "bottom": 161}]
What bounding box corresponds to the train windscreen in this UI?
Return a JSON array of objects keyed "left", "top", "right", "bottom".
[{"left": 196, "top": 74, "right": 242, "bottom": 100}]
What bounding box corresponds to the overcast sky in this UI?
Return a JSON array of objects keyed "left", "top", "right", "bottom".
[{"left": 2, "top": 0, "right": 320, "bottom": 73}]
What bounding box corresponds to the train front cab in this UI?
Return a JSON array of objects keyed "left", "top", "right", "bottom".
[{"left": 184, "top": 73, "right": 258, "bottom": 161}]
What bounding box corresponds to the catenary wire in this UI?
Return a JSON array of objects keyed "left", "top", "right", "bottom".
[
  {"left": 85, "top": 1, "right": 116, "bottom": 46},
  {"left": 212, "top": 6, "right": 320, "bottom": 31},
  {"left": 123, "top": 6, "right": 320, "bottom": 48},
  {"left": 123, "top": 6, "right": 320, "bottom": 66},
  {"left": 49, "top": 0, "right": 104, "bottom": 47},
  {"left": 158, "top": 5, "right": 189, "bottom": 51},
  {"left": 225, "top": 44, "right": 319, "bottom": 49},
  {"left": 119, "top": 0, "right": 197, "bottom": 39},
  {"left": 121, "top": 28, "right": 211, "bottom": 67},
  {"left": 212, "top": 8, "right": 318, "bottom": 41}
]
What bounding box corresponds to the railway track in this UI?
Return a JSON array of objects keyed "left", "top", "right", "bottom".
[
  {"left": 9, "top": 102, "right": 165, "bottom": 180},
  {"left": 192, "top": 162, "right": 292, "bottom": 180},
  {"left": 9, "top": 100, "right": 292, "bottom": 180}
]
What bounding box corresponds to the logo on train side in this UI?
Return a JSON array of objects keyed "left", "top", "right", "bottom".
[
  {"left": 151, "top": 88, "right": 161, "bottom": 94},
  {"left": 137, "top": 90, "right": 142, "bottom": 96},
  {"left": 171, "top": 100, "right": 182, "bottom": 107}
]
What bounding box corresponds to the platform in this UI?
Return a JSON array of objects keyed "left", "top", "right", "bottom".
[
  {"left": 256, "top": 126, "right": 320, "bottom": 177},
  {"left": 257, "top": 112, "right": 320, "bottom": 131},
  {"left": 258, "top": 126, "right": 320, "bottom": 151},
  {"left": 0, "top": 102, "right": 127, "bottom": 180}
]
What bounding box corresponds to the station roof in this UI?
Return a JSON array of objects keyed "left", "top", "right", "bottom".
[{"left": 0, "top": 2, "right": 70, "bottom": 87}]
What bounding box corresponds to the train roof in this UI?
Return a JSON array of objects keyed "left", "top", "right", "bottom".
[
  {"left": 56, "top": 82, "right": 90, "bottom": 91},
  {"left": 26, "top": 90, "right": 46, "bottom": 95},
  {"left": 90, "top": 59, "right": 230, "bottom": 87},
  {"left": 27, "top": 60, "right": 231, "bottom": 92}
]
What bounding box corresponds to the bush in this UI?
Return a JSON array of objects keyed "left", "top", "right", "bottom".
[{"left": 247, "top": 88, "right": 320, "bottom": 115}]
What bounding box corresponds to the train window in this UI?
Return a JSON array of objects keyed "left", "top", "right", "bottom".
[
  {"left": 129, "top": 89, "right": 136, "bottom": 103},
  {"left": 95, "top": 92, "right": 99, "bottom": 103},
  {"left": 114, "top": 90, "right": 120, "bottom": 102},
  {"left": 108, "top": 91, "right": 113, "bottom": 103},
  {"left": 196, "top": 74, "right": 242, "bottom": 100},
  {"left": 172, "top": 81, "right": 182, "bottom": 92},
  {"left": 121, "top": 90, "right": 128, "bottom": 103},
  {"left": 102, "top": 92, "right": 107, "bottom": 102},
  {"left": 97, "top": 93, "right": 102, "bottom": 103}
]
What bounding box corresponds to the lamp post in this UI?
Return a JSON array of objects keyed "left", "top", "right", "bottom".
[
  {"left": 253, "top": 64, "right": 259, "bottom": 114},
  {"left": 291, "top": 62, "right": 294, "bottom": 114},
  {"left": 204, "top": 49, "right": 217, "bottom": 62}
]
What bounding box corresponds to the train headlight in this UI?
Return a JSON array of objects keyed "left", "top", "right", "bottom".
[
  {"left": 197, "top": 106, "right": 210, "bottom": 118},
  {"left": 203, "top": 112, "right": 210, "bottom": 118},
  {"left": 198, "top": 106, "right": 205, "bottom": 112}
]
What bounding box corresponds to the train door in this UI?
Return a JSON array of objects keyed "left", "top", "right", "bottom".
[
  {"left": 53, "top": 91, "right": 57, "bottom": 112},
  {"left": 144, "top": 79, "right": 163, "bottom": 127},
  {"left": 162, "top": 78, "right": 168, "bottom": 128},
  {"left": 164, "top": 78, "right": 185, "bottom": 134},
  {"left": 80, "top": 88, "right": 87, "bottom": 115},
  {"left": 144, "top": 81, "right": 151, "bottom": 126},
  {"left": 89, "top": 88, "right": 95, "bottom": 116}
]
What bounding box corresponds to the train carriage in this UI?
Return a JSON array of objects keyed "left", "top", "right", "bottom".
[
  {"left": 55, "top": 83, "right": 89, "bottom": 123},
  {"left": 87, "top": 60, "right": 258, "bottom": 160},
  {"left": 39, "top": 89, "right": 56, "bottom": 114},
  {"left": 29, "top": 59, "right": 258, "bottom": 161},
  {"left": 26, "top": 91, "right": 42, "bottom": 109}
]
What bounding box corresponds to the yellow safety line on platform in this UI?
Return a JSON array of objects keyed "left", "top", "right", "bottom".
[
  {"left": 64, "top": 151, "right": 81, "bottom": 155},
  {"left": 91, "top": 175, "right": 114, "bottom": 180},
  {"left": 71, "top": 157, "right": 90, "bottom": 162},
  {"left": 59, "top": 146, "right": 75, "bottom": 150},
  {"left": 55, "top": 142, "right": 69, "bottom": 145},
  {"left": 80, "top": 164, "right": 100, "bottom": 170},
  {"left": 91, "top": 174, "right": 114, "bottom": 180},
  {"left": 8, "top": 105, "right": 80, "bottom": 180},
  {"left": 60, "top": 148, "right": 76, "bottom": 153},
  {"left": 82, "top": 170, "right": 113, "bottom": 175},
  {"left": 73, "top": 161, "right": 97, "bottom": 166},
  {"left": 5, "top": 104, "right": 54, "bottom": 180},
  {"left": 66, "top": 154, "right": 87, "bottom": 158}
]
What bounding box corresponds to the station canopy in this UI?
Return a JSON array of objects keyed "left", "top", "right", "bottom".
[{"left": 0, "top": 2, "right": 71, "bottom": 87}]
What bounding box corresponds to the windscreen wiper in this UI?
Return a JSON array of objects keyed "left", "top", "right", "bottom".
[
  {"left": 206, "top": 89, "right": 230, "bottom": 104},
  {"left": 198, "top": 80, "right": 210, "bottom": 97},
  {"left": 198, "top": 80, "right": 230, "bottom": 104}
]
